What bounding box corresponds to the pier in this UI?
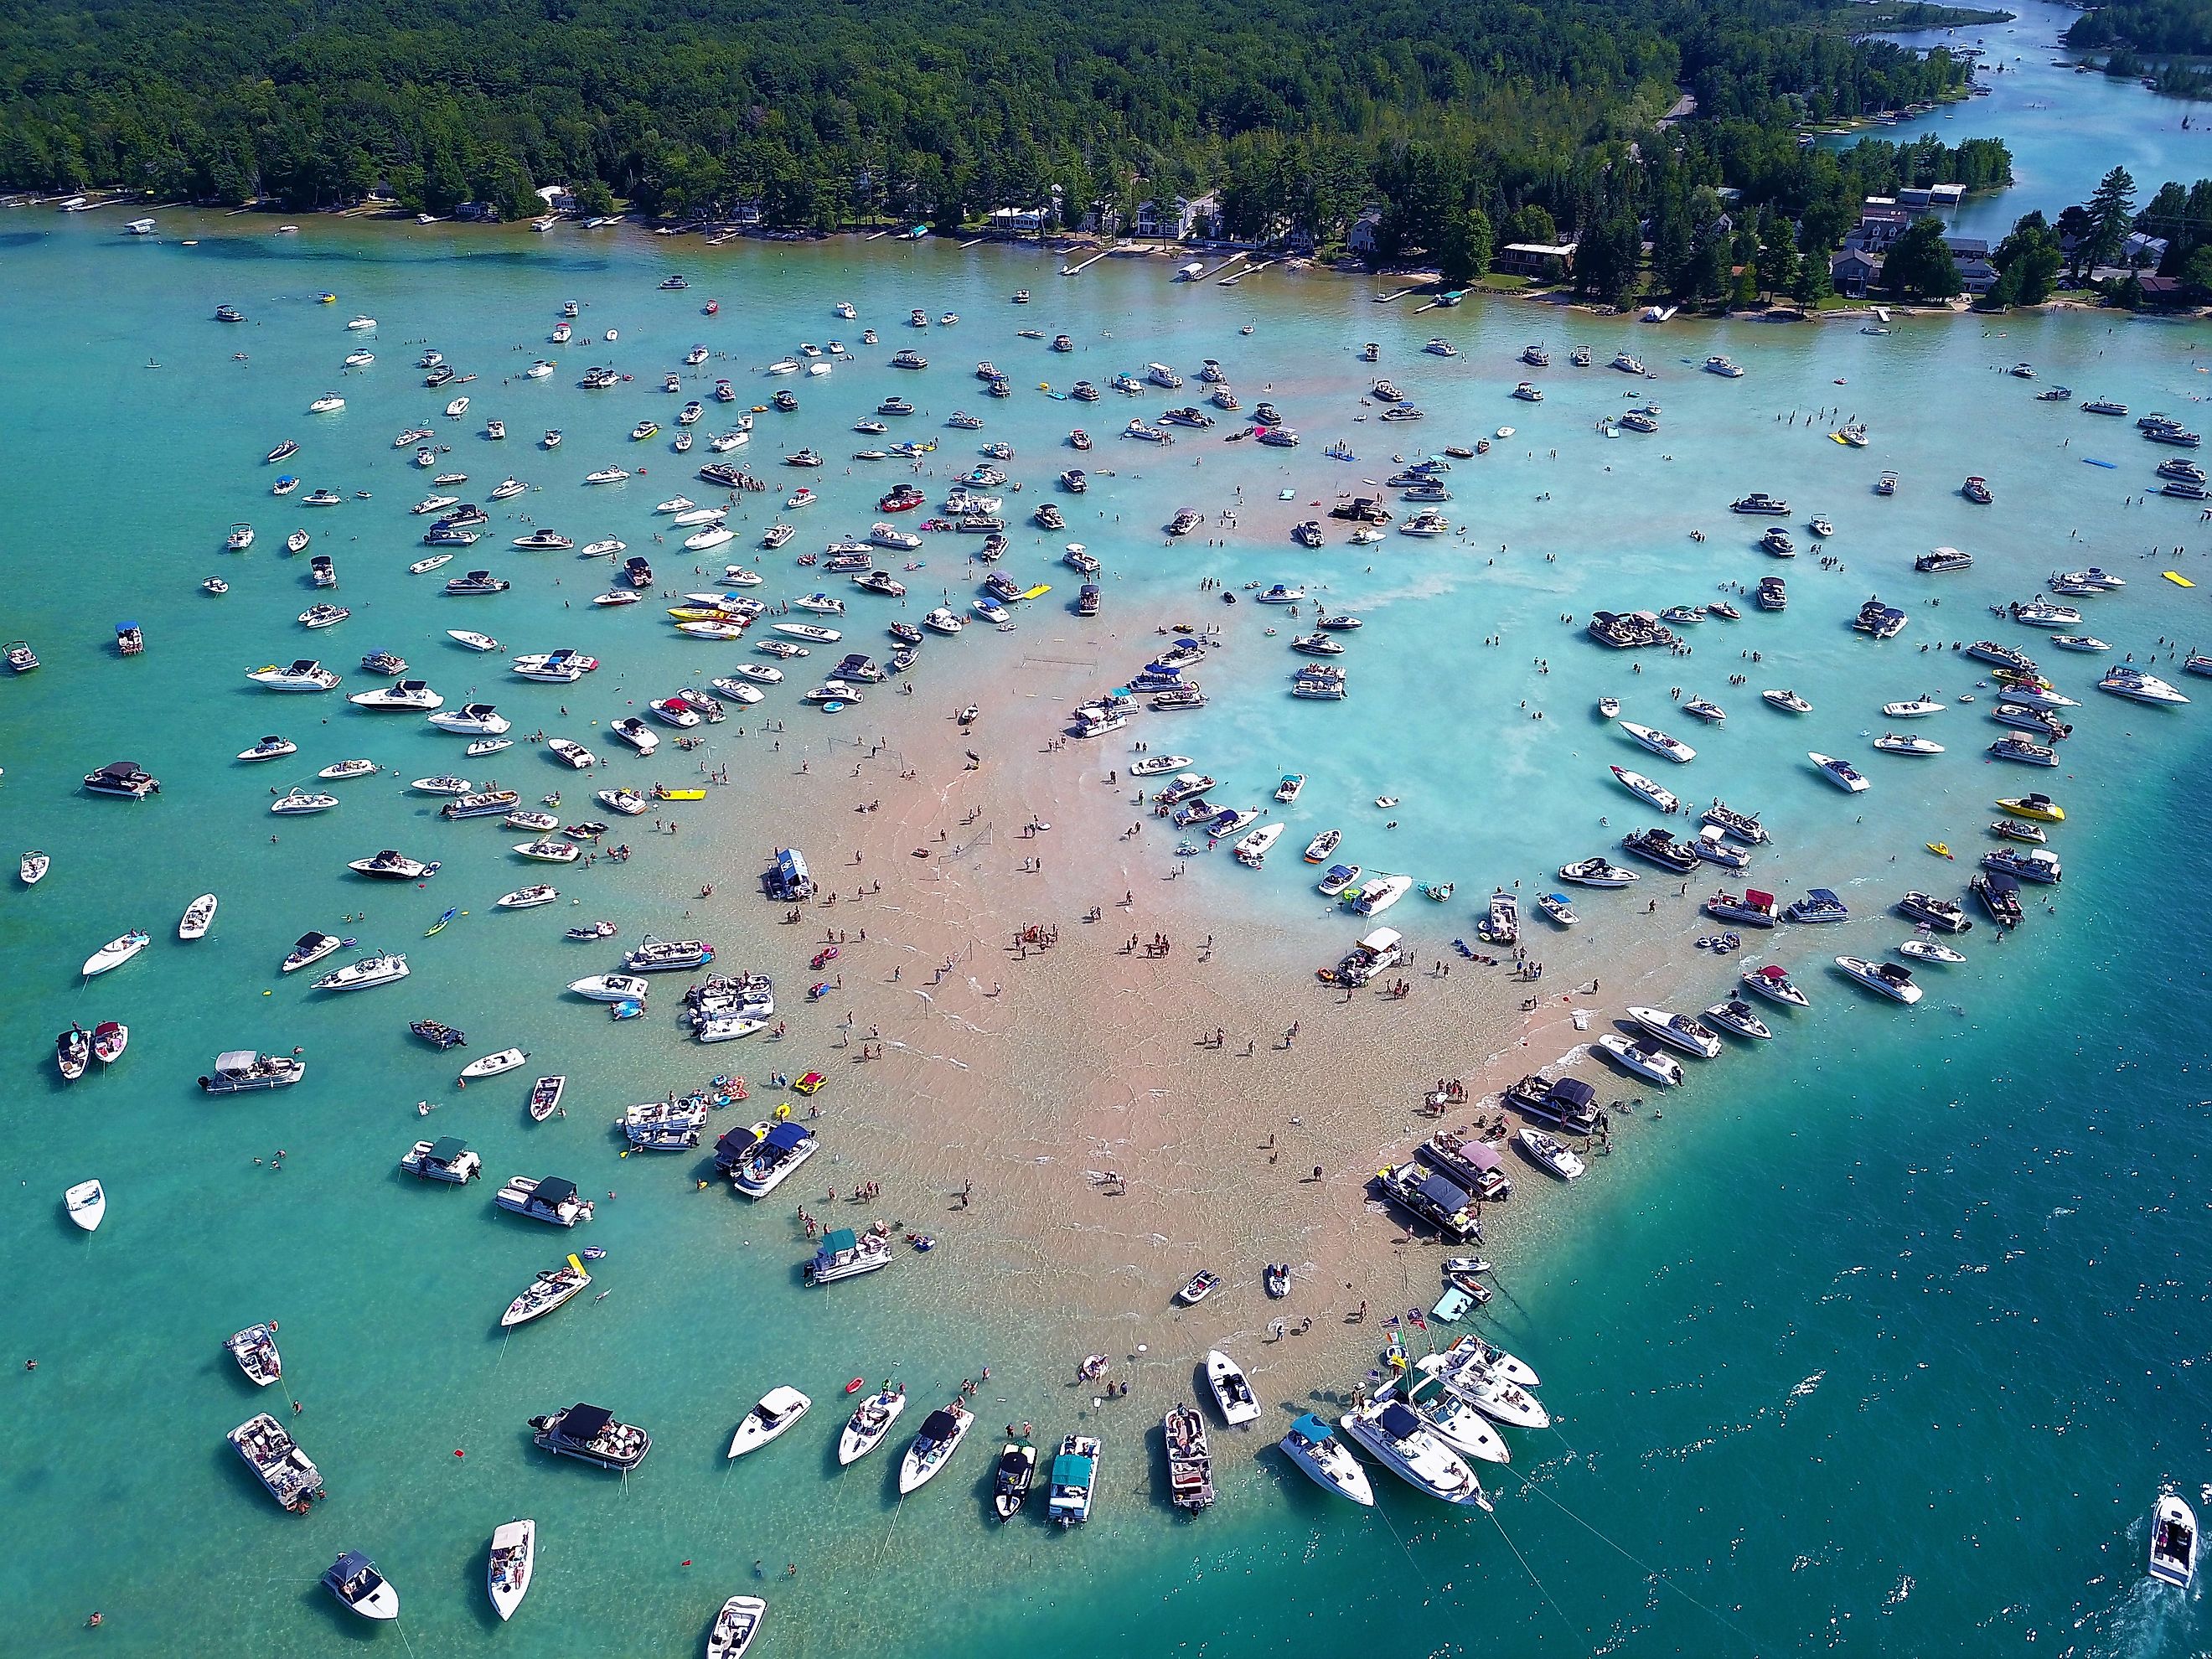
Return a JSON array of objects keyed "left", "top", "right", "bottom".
[
  {"left": 1374, "top": 287, "right": 1419, "bottom": 304},
  {"left": 1061, "top": 249, "right": 1111, "bottom": 277},
  {"left": 1196, "top": 251, "right": 1249, "bottom": 282}
]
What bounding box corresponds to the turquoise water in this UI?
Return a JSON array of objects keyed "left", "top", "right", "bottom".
[
  {"left": 1838, "top": 0, "right": 2212, "bottom": 237},
  {"left": 4, "top": 204, "right": 2212, "bottom": 1658}
]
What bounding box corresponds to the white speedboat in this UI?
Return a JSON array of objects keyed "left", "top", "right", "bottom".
[
  {"left": 1703, "top": 998, "right": 1773, "bottom": 1040},
  {"left": 1881, "top": 698, "right": 1946, "bottom": 719},
  {"left": 707, "top": 1595, "right": 767, "bottom": 1659},
  {"left": 498, "top": 885, "right": 559, "bottom": 910},
  {"left": 1808, "top": 752, "right": 1868, "bottom": 793},
  {"left": 838, "top": 1388, "right": 909, "bottom": 1465},
  {"left": 1338, "top": 1399, "right": 1488, "bottom": 1507},
  {"left": 1620, "top": 721, "right": 1696, "bottom": 763},
  {"left": 178, "top": 892, "right": 219, "bottom": 940},
  {"left": 82, "top": 929, "right": 150, "bottom": 977},
  {"left": 2150, "top": 1494, "right": 2198, "bottom": 1590},
  {"left": 1558, "top": 857, "right": 1637, "bottom": 888},
  {"left": 1873, "top": 733, "right": 1944, "bottom": 756},
  {"left": 503, "top": 1261, "right": 591, "bottom": 1326},
  {"left": 2099, "top": 667, "right": 2190, "bottom": 706},
  {"left": 897, "top": 1403, "right": 975, "bottom": 1493},
  {"left": 1595, "top": 1032, "right": 1682, "bottom": 1087},
  {"left": 1627, "top": 1005, "right": 1722, "bottom": 1059},
  {"left": 312, "top": 951, "right": 410, "bottom": 992},
  {"left": 1899, "top": 938, "right": 1967, "bottom": 965},
  {"left": 1517, "top": 1125, "right": 1587, "bottom": 1181},
  {"left": 321, "top": 1553, "right": 398, "bottom": 1621},
  {"left": 1278, "top": 1413, "right": 1376, "bottom": 1506},
  {"left": 569, "top": 974, "right": 651, "bottom": 1002},
  {"left": 428, "top": 703, "right": 511, "bottom": 736},
  {"left": 1741, "top": 963, "right": 1811, "bottom": 1007},
  {"left": 348, "top": 849, "right": 437, "bottom": 881},
  {"left": 1834, "top": 954, "right": 1921, "bottom": 1003},
  {"left": 349, "top": 680, "right": 444, "bottom": 711},
  {"left": 1206, "top": 1349, "right": 1263, "bottom": 1427},
  {"left": 246, "top": 659, "right": 342, "bottom": 692},
  {"left": 486, "top": 1519, "right": 535, "bottom": 1621},
  {"left": 727, "top": 1387, "right": 811, "bottom": 1459},
  {"left": 447, "top": 628, "right": 501, "bottom": 653},
  {"left": 65, "top": 1178, "right": 106, "bottom": 1232},
  {"left": 20, "top": 850, "right": 49, "bottom": 885},
  {"left": 460, "top": 1047, "right": 529, "bottom": 1080},
  {"left": 1611, "top": 766, "right": 1681, "bottom": 814},
  {"left": 1398, "top": 1368, "right": 1511, "bottom": 1465}
]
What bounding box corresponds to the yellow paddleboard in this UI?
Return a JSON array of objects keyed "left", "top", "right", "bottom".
[
  {"left": 654, "top": 788, "right": 706, "bottom": 801},
  {"left": 1021, "top": 583, "right": 1052, "bottom": 600},
  {"left": 2163, "top": 571, "right": 2194, "bottom": 587}
]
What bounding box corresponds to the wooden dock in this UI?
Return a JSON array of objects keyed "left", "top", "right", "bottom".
[
  {"left": 1061, "top": 249, "right": 1110, "bottom": 276},
  {"left": 1374, "top": 287, "right": 1419, "bottom": 304},
  {"left": 1196, "top": 251, "right": 1249, "bottom": 282}
]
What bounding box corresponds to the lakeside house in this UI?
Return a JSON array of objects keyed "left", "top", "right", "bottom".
[
  {"left": 987, "top": 205, "right": 1050, "bottom": 235},
  {"left": 1495, "top": 241, "right": 1578, "bottom": 281},
  {"left": 1830, "top": 248, "right": 1884, "bottom": 297},
  {"left": 1132, "top": 194, "right": 1218, "bottom": 240},
  {"left": 1346, "top": 208, "right": 1384, "bottom": 258}
]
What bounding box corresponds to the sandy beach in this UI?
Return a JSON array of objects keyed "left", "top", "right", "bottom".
[{"left": 639, "top": 566, "right": 1726, "bottom": 1414}]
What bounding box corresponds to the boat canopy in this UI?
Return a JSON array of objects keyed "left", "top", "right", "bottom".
[
  {"left": 1807, "top": 887, "right": 1841, "bottom": 906},
  {"left": 116, "top": 620, "right": 139, "bottom": 634},
  {"left": 760, "top": 1120, "right": 810, "bottom": 1154},
  {"left": 213, "top": 1049, "right": 260, "bottom": 1072},
  {"left": 1053, "top": 1453, "right": 1095, "bottom": 1482},
  {"left": 821, "top": 1227, "right": 857, "bottom": 1253},
  {"left": 1357, "top": 928, "right": 1401, "bottom": 953},
  {"left": 1982, "top": 871, "right": 2021, "bottom": 897},
  {"left": 557, "top": 1403, "right": 612, "bottom": 1440},
  {"left": 93, "top": 760, "right": 145, "bottom": 782},
  {"left": 917, "top": 1409, "right": 959, "bottom": 1440},
  {"left": 1453, "top": 1142, "right": 1503, "bottom": 1172},
  {"left": 1745, "top": 888, "right": 1775, "bottom": 908},
  {"left": 770, "top": 846, "right": 814, "bottom": 899},
  {"left": 1377, "top": 1402, "right": 1424, "bottom": 1439},
  {"left": 713, "top": 1127, "right": 758, "bottom": 1165},
  {"left": 427, "top": 1135, "right": 468, "bottom": 1163},
  {"left": 534, "top": 1176, "right": 578, "bottom": 1208},
  {"left": 1417, "top": 1171, "right": 1471, "bottom": 1212},
  {"left": 1548, "top": 1077, "right": 1597, "bottom": 1111},
  {"left": 1289, "top": 1413, "right": 1332, "bottom": 1440}
]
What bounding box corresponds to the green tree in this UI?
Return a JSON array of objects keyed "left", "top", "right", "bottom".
[
  {"left": 1758, "top": 221, "right": 1800, "bottom": 300},
  {"left": 1501, "top": 204, "right": 1557, "bottom": 249},
  {"left": 1436, "top": 205, "right": 1494, "bottom": 286},
  {"left": 1993, "top": 212, "right": 2064, "bottom": 304},
  {"left": 1883, "top": 216, "right": 1961, "bottom": 300},
  {"left": 574, "top": 178, "right": 618, "bottom": 217},
  {"left": 2185, "top": 245, "right": 2212, "bottom": 300},
  {"left": 1791, "top": 250, "right": 1832, "bottom": 309},
  {"left": 2084, "top": 166, "right": 2137, "bottom": 273}
]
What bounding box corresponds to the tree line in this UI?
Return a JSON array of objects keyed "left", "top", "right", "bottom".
[{"left": 1, "top": 0, "right": 1968, "bottom": 258}]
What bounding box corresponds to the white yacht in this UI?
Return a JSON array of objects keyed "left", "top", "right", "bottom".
[
  {"left": 1339, "top": 1399, "right": 1489, "bottom": 1507},
  {"left": 1808, "top": 752, "right": 1869, "bottom": 793},
  {"left": 1278, "top": 1414, "right": 1377, "bottom": 1506},
  {"left": 727, "top": 1387, "right": 811, "bottom": 1458},
  {"left": 1741, "top": 963, "right": 1811, "bottom": 1007},
  {"left": 1611, "top": 766, "right": 1681, "bottom": 814},
  {"left": 1620, "top": 721, "right": 1696, "bottom": 763},
  {"left": 348, "top": 679, "right": 444, "bottom": 711},
  {"left": 1595, "top": 1032, "right": 1683, "bottom": 1086},
  {"left": 2099, "top": 667, "right": 2190, "bottom": 705},
  {"left": 1834, "top": 954, "right": 1921, "bottom": 1004},
  {"left": 428, "top": 703, "right": 511, "bottom": 736},
  {"left": 1517, "top": 1125, "right": 1587, "bottom": 1181},
  {"left": 1626, "top": 1005, "right": 1723, "bottom": 1058},
  {"left": 311, "top": 951, "right": 411, "bottom": 992},
  {"left": 1881, "top": 698, "right": 1946, "bottom": 718},
  {"left": 246, "top": 659, "right": 342, "bottom": 692},
  {"left": 569, "top": 974, "right": 652, "bottom": 1002}
]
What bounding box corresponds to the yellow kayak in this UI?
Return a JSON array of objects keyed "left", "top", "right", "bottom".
[
  {"left": 2163, "top": 571, "right": 2195, "bottom": 587},
  {"left": 1926, "top": 841, "right": 1953, "bottom": 860},
  {"left": 1995, "top": 794, "right": 2065, "bottom": 823}
]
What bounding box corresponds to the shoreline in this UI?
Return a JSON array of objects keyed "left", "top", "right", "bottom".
[{"left": 23, "top": 197, "right": 2194, "bottom": 328}]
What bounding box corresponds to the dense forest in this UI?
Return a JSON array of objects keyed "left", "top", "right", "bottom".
[
  {"left": 0, "top": 0, "right": 1971, "bottom": 253},
  {"left": 2065, "top": 0, "right": 2212, "bottom": 59}
]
